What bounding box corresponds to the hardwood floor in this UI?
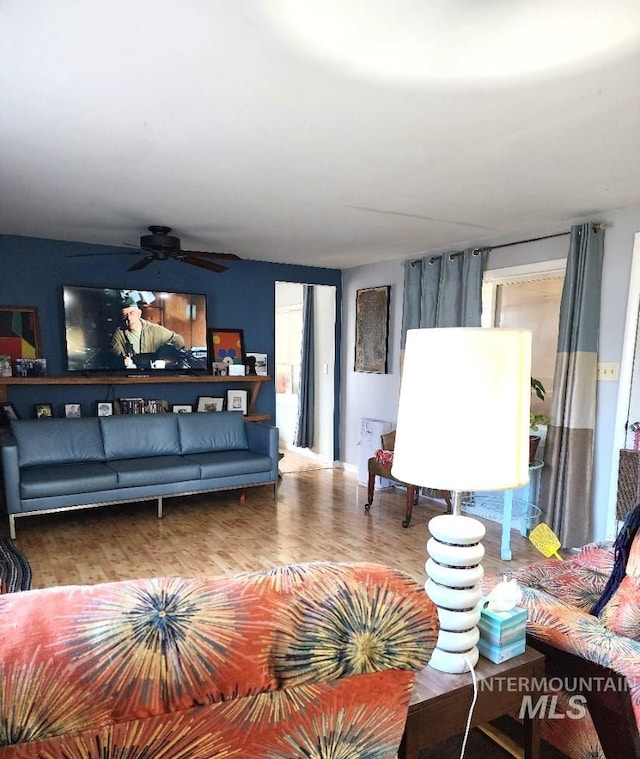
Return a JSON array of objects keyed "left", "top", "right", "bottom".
[{"left": 6, "top": 468, "right": 545, "bottom": 590}]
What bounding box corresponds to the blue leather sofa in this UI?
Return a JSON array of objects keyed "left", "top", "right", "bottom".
[{"left": 0, "top": 411, "right": 279, "bottom": 539}]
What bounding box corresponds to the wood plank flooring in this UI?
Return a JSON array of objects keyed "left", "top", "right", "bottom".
[{"left": 6, "top": 467, "right": 545, "bottom": 590}]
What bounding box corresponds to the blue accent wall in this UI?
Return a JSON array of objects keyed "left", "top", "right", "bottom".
[{"left": 0, "top": 235, "right": 342, "bottom": 452}]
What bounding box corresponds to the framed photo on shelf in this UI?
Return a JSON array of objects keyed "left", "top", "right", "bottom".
[
  {"left": 197, "top": 396, "right": 225, "bottom": 412},
  {"left": 226, "top": 389, "right": 248, "bottom": 415},
  {"left": 354, "top": 285, "right": 390, "bottom": 374},
  {"left": 0, "top": 306, "right": 42, "bottom": 364},
  {"left": 96, "top": 401, "right": 114, "bottom": 417},
  {"left": 34, "top": 403, "right": 54, "bottom": 419},
  {"left": 64, "top": 403, "right": 82, "bottom": 418},
  {"left": 246, "top": 352, "right": 267, "bottom": 376},
  {"left": 172, "top": 404, "right": 193, "bottom": 414},
  {"left": 14, "top": 358, "right": 47, "bottom": 377},
  {"left": 208, "top": 328, "right": 246, "bottom": 367},
  {"left": 0, "top": 401, "right": 19, "bottom": 424}
]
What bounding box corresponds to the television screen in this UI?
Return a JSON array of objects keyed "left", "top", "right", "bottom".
[{"left": 63, "top": 286, "right": 209, "bottom": 373}]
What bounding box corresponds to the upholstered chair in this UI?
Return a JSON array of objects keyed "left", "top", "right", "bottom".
[
  {"left": 364, "top": 430, "right": 452, "bottom": 527},
  {"left": 0, "top": 562, "right": 439, "bottom": 758}
]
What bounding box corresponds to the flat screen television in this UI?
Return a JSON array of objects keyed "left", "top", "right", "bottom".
[{"left": 63, "top": 286, "right": 209, "bottom": 373}]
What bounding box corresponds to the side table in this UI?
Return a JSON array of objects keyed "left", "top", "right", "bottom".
[
  {"left": 463, "top": 459, "right": 545, "bottom": 560},
  {"left": 399, "top": 646, "right": 545, "bottom": 759}
]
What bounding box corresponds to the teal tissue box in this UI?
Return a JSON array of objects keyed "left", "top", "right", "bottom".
[
  {"left": 477, "top": 602, "right": 527, "bottom": 663},
  {"left": 478, "top": 636, "right": 526, "bottom": 664}
]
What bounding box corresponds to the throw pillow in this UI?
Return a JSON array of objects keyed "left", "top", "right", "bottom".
[
  {"left": 598, "top": 523, "right": 640, "bottom": 640},
  {"left": 591, "top": 500, "right": 640, "bottom": 616}
]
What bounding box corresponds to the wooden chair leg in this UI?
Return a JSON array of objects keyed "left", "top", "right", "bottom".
[
  {"left": 364, "top": 470, "right": 376, "bottom": 511},
  {"left": 403, "top": 485, "right": 415, "bottom": 528}
]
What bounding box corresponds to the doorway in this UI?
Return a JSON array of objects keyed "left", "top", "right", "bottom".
[{"left": 275, "top": 282, "right": 336, "bottom": 473}]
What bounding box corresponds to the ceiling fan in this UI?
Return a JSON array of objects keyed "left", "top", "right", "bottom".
[{"left": 70, "top": 225, "right": 241, "bottom": 273}]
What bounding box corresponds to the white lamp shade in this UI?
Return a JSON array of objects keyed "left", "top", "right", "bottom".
[{"left": 392, "top": 328, "right": 531, "bottom": 492}]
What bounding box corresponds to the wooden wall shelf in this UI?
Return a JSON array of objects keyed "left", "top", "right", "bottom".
[{"left": 0, "top": 375, "right": 273, "bottom": 422}]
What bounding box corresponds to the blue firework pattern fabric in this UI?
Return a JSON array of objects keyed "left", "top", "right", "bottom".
[
  {"left": 0, "top": 562, "right": 438, "bottom": 757},
  {"left": 483, "top": 543, "right": 640, "bottom": 759}
]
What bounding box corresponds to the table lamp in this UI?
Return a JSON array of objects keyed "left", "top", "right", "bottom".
[{"left": 392, "top": 328, "right": 531, "bottom": 673}]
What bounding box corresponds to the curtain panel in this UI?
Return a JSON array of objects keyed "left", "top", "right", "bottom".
[
  {"left": 293, "top": 285, "right": 315, "bottom": 449},
  {"left": 401, "top": 248, "right": 486, "bottom": 348},
  {"left": 540, "top": 223, "right": 604, "bottom": 548}
]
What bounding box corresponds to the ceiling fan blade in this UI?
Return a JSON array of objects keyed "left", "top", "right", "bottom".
[
  {"left": 127, "top": 255, "right": 155, "bottom": 272},
  {"left": 180, "top": 249, "right": 241, "bottom": 261},
  {"left": 179, "top": 255, "right": 228, "bottom": 273}
]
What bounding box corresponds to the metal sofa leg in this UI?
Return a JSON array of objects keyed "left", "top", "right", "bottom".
[
  {"left": 9, "top": 514, "right": 16, "bottom": 541},
  {"left": 157, "top": 497, "right": 163, "bottom": 519}
]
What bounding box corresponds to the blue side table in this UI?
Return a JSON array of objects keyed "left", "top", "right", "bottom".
[
  {"left": 463, "top": 459, "right": 544, "bottom": 561},
  {"left": 501, "top": 459, "right": 544, "bottom": 560}
]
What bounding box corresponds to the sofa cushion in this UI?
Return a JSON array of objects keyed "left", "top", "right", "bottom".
[
  {"left": 12, "top": 418, "right": 106, "bottom": 468},
  {"left": 107, "top": 456, "right": 201, "bottom": 487},
  {"left": 20, "top": 462, "right": 118, "bottom": 499},
  {"left": 185, "top": 450, "right": 273, "bottom": 478},
  {"left": 177, "top": 411, "right": 248, "bottom": 454},
  {"left": 99, "top": 414, "right": 181, "bottom": 460},
  {"left": 599, "top": 530, "right": 640, "bottom": 640}
]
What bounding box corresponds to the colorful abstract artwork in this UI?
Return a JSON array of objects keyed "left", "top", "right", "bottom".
[{"left": 0, "top": 306, "right": 41, "bottom": 361}]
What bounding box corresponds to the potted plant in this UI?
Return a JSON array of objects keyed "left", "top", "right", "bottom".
[{"left": 530, "top": 378, "right": 550, "bottom": 463}]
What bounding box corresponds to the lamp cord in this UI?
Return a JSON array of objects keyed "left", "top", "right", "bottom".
[{"left": 458, "top": 654, "right": 478, "bottom": 759}]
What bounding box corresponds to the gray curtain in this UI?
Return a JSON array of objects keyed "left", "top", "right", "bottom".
[
  {"left": 540, "top": 223, "right": 604, "bottom": 548},
  {"left": 401, "top": 248, "right": 486, "bottom": 347},
  {"left": 294, "top": 285, "right": 315, "bottom": 448}
]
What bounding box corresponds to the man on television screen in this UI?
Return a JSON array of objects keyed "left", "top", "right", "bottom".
[{"left": 111, "top": 297, "right": 186, "bottom": 369}]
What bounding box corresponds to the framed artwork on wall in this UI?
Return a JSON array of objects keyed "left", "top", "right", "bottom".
[
  {"left": 0, "top": 306, "right": 41, "bottom": 363},
  {"left": 354, "top": 285, "right": 390, "bottom": 374},
  {"left": 208, "top": 328, "right": 246, "bottom": 366}
]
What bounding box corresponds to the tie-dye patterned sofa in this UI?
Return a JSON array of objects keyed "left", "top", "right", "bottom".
[
  {"left": 0, "top": 562, "right": 438, "bottom": 758},
  {"left": 483, "top": 540, "right": 640, "bottom": 759}
]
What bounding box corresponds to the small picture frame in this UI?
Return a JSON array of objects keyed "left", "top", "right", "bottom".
[
  {"left": 197, "top": 396, "right": 225, "bottom": 412},
  {"left": 211, "top": 361, "right": 228, "bottom": 376},
  {"left": 172, "top": 404, "right": 193, "bottom": 414},
  {"left": 208, "top": 328, "right": 246, "bottom": 367},
  {"left": 64, "top": 403, "right": 82, "bottom": 418},
  {"left": 34, "top": 403, "right": 54, "bottom": 419},
  {"left": 246, "top": 352, "right": 267, "bottom": 376},
  {"left": 15, "top": 358, "right": 47, "bottom": 377},
  {"left": 226, "top": 389, "right": 248, "bottom": 415},
  {"left": 0, "top": 401, "right": 19, "bottom": 423},
  {"left": 96, "top": 401, "right": 114, "bottom": 417}
]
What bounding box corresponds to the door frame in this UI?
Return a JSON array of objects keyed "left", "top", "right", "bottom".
[{"left": 607, "top": 231, "right": 640, "bottom": 537}]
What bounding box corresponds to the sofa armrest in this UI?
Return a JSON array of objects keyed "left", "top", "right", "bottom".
[
  {"left": 244, "top": 421, "right": 279, "bottom": 479},
  {"left": 0, "top": 430, "right": 21, "bottom": 514}
]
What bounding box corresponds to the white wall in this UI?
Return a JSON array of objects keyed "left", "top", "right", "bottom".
[
  {"left": 340, "top": 259, "right": 405, "bottom": 473},
  {"left": 340, "top": 206, "right": 640, "bottom": 541}
]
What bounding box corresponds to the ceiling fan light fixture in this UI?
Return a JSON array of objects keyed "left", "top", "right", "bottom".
[{"left": 140, "top": 225, "right": 182, "bottom": 252}]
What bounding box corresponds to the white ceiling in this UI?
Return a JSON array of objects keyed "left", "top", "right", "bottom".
[{"left": 4, "top": 1, "right": 640, "bottom": 270}]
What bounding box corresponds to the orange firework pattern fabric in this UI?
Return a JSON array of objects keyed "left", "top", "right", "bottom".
[
  {"left": 483, "top": 541, "right": 640, "bottom": 759},
  {"left": 0, "top": 562, "right": 438, "bottom": 758}
]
